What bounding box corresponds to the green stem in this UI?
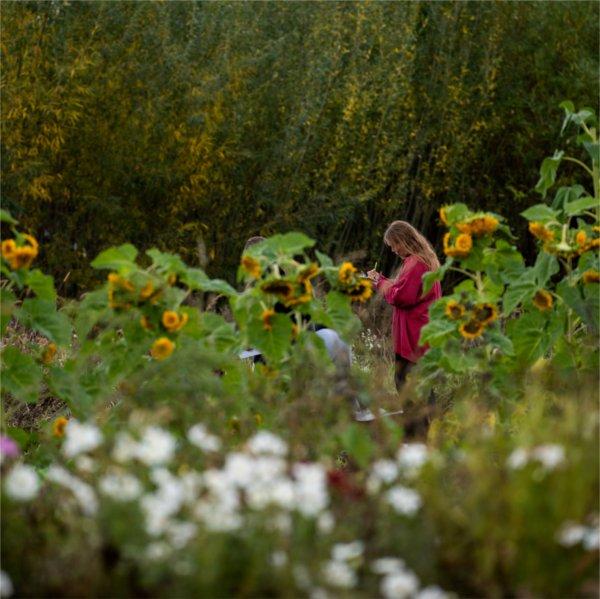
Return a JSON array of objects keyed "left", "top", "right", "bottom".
[
  {"left": 562, "top": 156, "right": 594, "bottom": 178},
  {"left": 474, "top": 271, "right": 484, "bottom": 298},
  {"left": 449, "top": 266, "right": 477, "bottom": 281}
]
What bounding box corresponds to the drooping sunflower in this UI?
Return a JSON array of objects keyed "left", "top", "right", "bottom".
[
  {"left": 346, "top": 279, "right": 373, "bottom": 303},
  {"left": 298, "top": 262, "right": 320, "bottom": 282},
  {"left": 338, "top": 262, "right": 357, "bottom": 284},
  {"left": 52, "top": 416, "right": 69, "bottom": 438},
  {"left": 2, "top": 235, "right": 39, "bottom": 270},
  {"left": 444, "top": 300, "right": 465, "bottom": 320},
  {"left": 582, "top": 269, "right": 600, "bottom": 284},
  {"left": 162, "top": 310, "right": 188, "bottom": 332},
  {"left": 459, "top": 319, "right": 485, "bottom": 340},
  {"left": 284, "top": 279, "right": 313, "bottom": 307},
  {"left": 473, "top": 303, "right": 498, "bottom": 325},
  {"left": 262, "top": 308, "right": 276, "bottom": 331},
  {"left": 261, "top": 279, "right": 294, "bottom": 301},
  {"left": 457, "top": 215, "right": 499, "bottom": 237},
  {"left": 1, "top": 239, "right": 16, "bottom": 260},
  {"left": 529, "top": 222, "right": 554, "bottom": 242},
  {"left": 533, "top": 289, "right": 553, "bottom": 311},
  {"left": 42, "top": 342, "right": 57, "bottom": 365},
  {"left": 241, "top": 255, "right": 261, "bottom": 279},
  {"left": 151, "top": 337, "right": 175, "bottom": 360}
]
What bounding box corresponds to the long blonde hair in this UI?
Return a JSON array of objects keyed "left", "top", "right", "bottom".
[{"left": 384, "top": 221, "right": 440, "bottom": 271}]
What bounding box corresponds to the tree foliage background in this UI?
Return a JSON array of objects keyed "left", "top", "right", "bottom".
[{"left": 1, "top": 0, "right": 598, "bottom": 293}]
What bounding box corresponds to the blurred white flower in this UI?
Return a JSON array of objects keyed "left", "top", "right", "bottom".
[
  {"left": 397, "top": 444, "right": 428, "bottom": 476},
  {"left": 556, "top": 522, "right": 587, "bottom": 547},
  {"left": 62, "top": 421, "right": 102, "bottom": 458},
  {"left": 270, "top": 550, "right": 288, "bottom": 569},
  {"left": 180, "top": 470, "right": 203, "bottom": 505},
  {"left": 532, "top": 444, "right": 565, "bottom": 470},
  {"left": 187, "top": 424, "right": 221, "bottom": 453},
  {"left": 99, "top": 471, "right": 143, "bottom": 502},
  {"left": 386, "top": 486, "right": 422, "bottom": 516},
  {"left": 332, "top": 541, "right": 364, "bottom": 562},
  {"left": 380, "top": 570, "right": 419, "bottom": 599},
  {"left": 416, "top": 585, "right": 449, "bottom": 599},
  {"left": 269, "top": 513, "right": 292, "bottom": 534},
  {"left": 247, "top": 431, "right": 288, "bottom": 456},
  {"left": 194, "top": 500, "right": 243, "bottom": 532},
  {"left": 224, "top": 453, "right": 255, "bottom": 488},
  {"left": 4, "top": 464, "right": 40, "bottom": 502},
  {"left": 112, "top": 432, "right": 139, "bottom": 463},
  {"left": 136, "top": 427, "right": 176, "bottom": 466},
  {"left": 322, "top": 559, "right": 357, "bottom": 589},
  {"left": 166, "top": 520, "right": 198, "bottom": 549},
  {"left": 74, "top": 455, "right": 96, "bottom": 473},
  {"left": 46, "top": 465, "right": 98, "bottom": 516},
  {"left": 507, "top": 448, "right": 529, "bottom": 470},
  {"left": 246, "top": 477, "right": 295, "bottom": 510},
  {"left": 0, "top": 570, "right": 13, "bottom": 597},
  {"left": 372, "top": 459, "right": 399, "bottom": 484},
  {"left": 583, "top": 527, "right": 599, "bottom": 551},
  {"left": 371, "top": 557, "right": 407, "bottom": 575},
  {"left": 202, "top": 469, "right": 240, "bottom": 512},
  {"left": 317, "top": 511, "right": 335, "bottom": 534},
  {"left": 309, "top": 588, "right": 329, "bottom": 599},
  {"left": 293, "top": 463, "right": 329, "bottom": 517},
  {"left": 145, "top": 541, "right": 172, "bottom": 561}
]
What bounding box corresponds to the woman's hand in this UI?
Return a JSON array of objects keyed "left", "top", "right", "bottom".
[{"left": 367, "top": 269, "right": 381, "bottom": 284}]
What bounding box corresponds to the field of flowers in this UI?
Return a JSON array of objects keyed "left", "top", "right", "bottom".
[{"left": 0, "top": 105, "right": 598, "bottom": 598}]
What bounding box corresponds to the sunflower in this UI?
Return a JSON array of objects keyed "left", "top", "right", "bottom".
[
  {"left": 151, "top": 337, "right": 175, "bottom": 360},
  {"left": 443, "top": 233, "right": 452, "bottom": 253},
  {"left": 42, "top": 342, "right": 57, "bottom": 365},
  {"left": 582, "top": 269, "right": 600, "bottom": 284},
  {"left": 262, "top": 308, "right": 276, "bottom": 331},
  {"left": 261, "top": 279, "right": 294, "bottom": 300},
  {"left": 8, "top": 246, "right": 37, "bottom": 270},
  {"left": 139, "top": 281, "right": 155, "bottom": 301},
  {"left": 529, "top": 222, "right": 554, "bottom": 242},
  {"left": 52, "top": 416, "right": 69, "bottom": 438},
  {"left": 298, "top": 262, "right": 319, "bottom": 281},
  {"left": 533, "top": 289, "right": 553, "bottom": 311},
  {"left": 346, "top": 279, "right": 373, "bottom": 303},
  {"left": 338, "top": 262, "right": 357, "bottom": 284},
  {"left": 162, "top": 310, "right": 188, "bottom": 332},
  {"left": 439, "top": 206, "right": 449, "bottom": 226},
  {"left": 284, "top": 279, "right": 313, "bottom": 307},
  {"left": 457, "top": 215, "right": 499, "bottom": 237},
  {"left": 444, "top": 300, "right": 465, "bottom": 320},
  {"left": 473, "top": 302, "right": 498, "bottom": 325},
  {"left": 1, "top": 239, "right": 16, "bottom": 260},
  {"left": 22, "top": 234, "right": 39, "bottom": 252},
  {"left": 459, "top": 319, "right": 485, "bottom": 339},
  {"left": 455, "top": 233, "right": 473, "bottom": 253},
  {"left": 575, "top": 230, "right": 587, "bottom": 248},
  {"left": 241, "top": 255, "right": 261, "bottom": 279},
  {"left": 167, "top": 273, "right": 178, "bottom": 286}
]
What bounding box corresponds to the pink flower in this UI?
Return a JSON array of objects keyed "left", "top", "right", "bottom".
[{"left": 0, "top": 436, "right": 20, "bottom": 461}]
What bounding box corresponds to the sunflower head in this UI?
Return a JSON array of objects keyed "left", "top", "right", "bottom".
[
  {"left": 139, "top": 281, "right": 155, "bottom": 301},
  {"left": 8, "top": 246, "right": 37, "bottom": 270},
  {"left": 445, "top": 300, "right": 465, "bottom": 320},
  {"left": 338, "top": 262, "right": 357, "bottom": 284},
  {"left": 459, "top": 319, "right": 485, "bottom": 340},
  {"left": 151, "top": 337, "right": 175, "bottom": 360},
  {"left": 346, "top": 279, "right": 373, "bottom": 303},
  {"left": 455, "top": 233, "right": 473, "bottom": 253},
  {"left": 458, "top": 215, "right": 499, "bottom": 237},
  {"left": 262, "top": 308, "right": 276, "bottom": 331},
  {"left": 42, "top": 342, "right": 57, "bottom": 365},
  {"left": 473, "top": 303, "right": 498, "bottom": 325},
  {"left": 261, "top": 280, "right": 294, "bottom": 300},
  {"left": 1, "top": 239, "right": 16, "bottom": 259},
  {"left": 162, "top": 310, "right": 187, "bottom": 332},
  {"left": 241, "top": 255, "right": 261, "bottom": 279},
  {"left": 529, "top": 222, "right": 554, "bottom": 242},
  {"left": 284, "top": 279, "right": 313, "bottom": 307},
  {"left": 52, "top": 416, "right": 69, "bottom": 438},
  {"left": 582, "top": 269, "right": 600, "bottom": 284},
  {"left": 298, "top": 262, "right": 319, "bottom": 282},
  {"left": 533, "top": 289, "right": 553, "bottom": 311},
  {"left": 575, "top": 230, "right": 587, "bottom": 248}
]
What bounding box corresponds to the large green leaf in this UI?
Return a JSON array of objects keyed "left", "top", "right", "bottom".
[
  {"left": 520, "top": 204, "right": 559, "bottom": 222},
  {"left": 557, "top": 280, "right": 598, "bottom": 334},
  {"left": 422, "top": 259, "right": 452, "bottom": 295},
  {"left": 535, "top": 151, "right": 564, "bottom": 198},
  {"left": 258, "top": 232, "right": 315, "bottom": 257},
  {"left": 551, "top": 185, "right": 585, "bottom": 212},
  {"left": 564, "top": 196, "right": 599, "bottom": 216},
  {"left": 0, "top": 209, "right": 17, "bottom": 224},
  {"left": 247, "top": 309, "right": 293, "bottom": 363},
  {"left": 315, "top": 250, "right": 333, "bottom": 268},
  {"left": 91, "top": 244, "right": 138, "bottom": 271},
  {"left": 183, "top": 268, "right": 237, "bottom": 296},
  {"left": 339, "top": 424, "right": 373, "bottom": 468},
  {"left": 583, "top": 141, "right": 600, "bottom": 164},
  {"left": 419, "top": 318, "right": 456, "bottom": 347},
  {"left": 323, "top": 291, "right": 361, "bottom": 342},
  {"left": 19, "top": 299, "right": 72, "bottom": 346},
  {"left": 503, "top": 270, "right": 538, "bottom": 314},
  {"left": 74, "top": 289, "right": 109, "bottom": 340},
  {"left": 1, "top": 347, "right": 42, "bottom": 403},
  {"left": 532, "top": 252, "right": 559, "bottom": 287},
  {"left": 146, "top": 248, "right": 187, "bottom": 274},
  {"left": 507, "top": 310, "right": 557, "bottom": 365},
  {"left": 24, "top": 269, "right": 57, "bottom": 301},
  {"left": 443, "top": 203, "right": 471, "bottom": 225}
]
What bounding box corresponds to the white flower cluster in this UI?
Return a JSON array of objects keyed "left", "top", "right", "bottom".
[
  {"left": 47, "top": 465, "right": 98, "bottom": 516},
  {"left": 368, "top": 444, "right": 429, "bottom": 494},
  {"left": 113, "top": 426, "right": 177, "bottom": 466},
  {"left": 3, "top": 464, "right": 40, "bottom": 502},
  {"left": 322, "top": 540, "right": 364, "bottom": 589},
  {"left": 507, "top": 444, "right": 565, "bottom": 471},
  {"left": 556, "top": 520, "right": 599, "bottom": 551},
  {"left": 371, "top": 557, "right": 448, "bottom": 599},
  {"left": 187, "top": 423, "right": 221, "bottom": 453},
  {"left": 63, "top": 420, "right": 103, "bottom": 458}
]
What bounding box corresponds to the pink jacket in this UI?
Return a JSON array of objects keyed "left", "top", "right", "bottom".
[{"left": 375, "top": 255, "right": 442, "bottom": 362}]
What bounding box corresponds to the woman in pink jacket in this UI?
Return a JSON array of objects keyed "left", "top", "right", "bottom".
[{"left": 368, "top": 221, "right": 442, "bottom": 392}]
